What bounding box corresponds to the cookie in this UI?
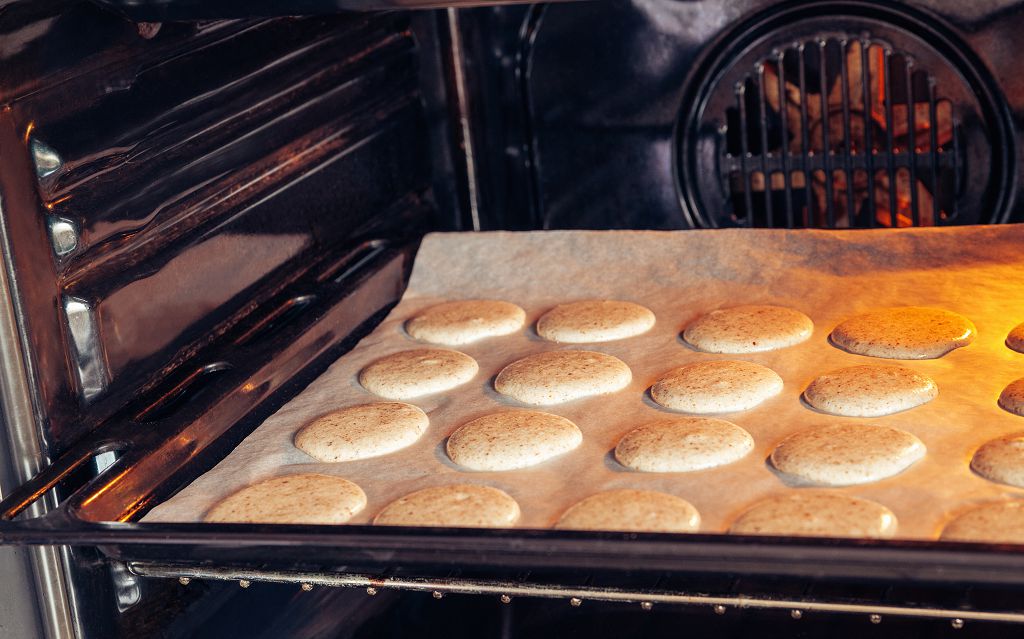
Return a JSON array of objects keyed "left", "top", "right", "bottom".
[
  {"left": 205, "top": 474, "right": 366, "bottom": 524},
  {"left": 406, "top": 300, "right": 525, "bottom": 345},
  {"left": 447, "top": 410, "right": 582, "bottom": 471},
  {"left": 729, "top": 492, "right": 897, "bottom": 538},
  {"left": 941, "top": 501, "right": 1024, "bottom": 543},
  {"left": 650, "top": 360, "right": 783, "bottom": 414},
  {"left": 803, "top": 365, "right": 937, "bottom": 417},
  {"left": 830, "top": 307, "right": 975, "bottom": 359},
  {"left": 614, "top": 417, "right": 754, "bottom": 472},
  {"left": 537, "top": 300, "right": 655, "bottom": 343},
  {"left": 684, "top": 305, "right": 813, "bottom": 353},
  {"left": 295, "top": 402, "right": 429, "bottom": 462},
  {"left": 770, "top": 423, "right": 925, "bottom": 486},
  {"left": 494, "top": 350, "right": 632, "bottom": 405},
  {"left": 554, "top": 489, "right": 700, "bottom": 533},
  {"left": 359, "top": 349, "right": 478, "bottom": 399},
  {"left": 373, "top": 484, "right": 520, "bottom": 528}
]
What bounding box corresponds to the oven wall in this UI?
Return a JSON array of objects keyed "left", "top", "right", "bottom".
[
  {"left": 0, "top": 2, "right": 459, "bottom": 457},
  {"left": 455, "top": 0, "right": 1024, "bottom": 230},
  {"left": 0, "top": 3, "right": 462, "bottom": 637}
]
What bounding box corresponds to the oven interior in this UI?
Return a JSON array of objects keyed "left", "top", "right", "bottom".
[{"left": 1, "top": 0, "right": 1023, "bottom": 636}]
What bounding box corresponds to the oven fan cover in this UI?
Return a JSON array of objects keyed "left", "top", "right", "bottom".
[{"left": 675, "top": 1, "right": 1014, "bottom": 229}]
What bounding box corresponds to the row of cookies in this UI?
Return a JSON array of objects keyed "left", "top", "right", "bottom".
[
  {"left": 358, "top": 345, "right": 1024, "bottom": 418},
  {"left": 201, "top": 469, "right": 1024, "bottom": 544},
  {"left": 292, "top": 400, "right": 925, "bottom": 487},
  {"left": 406, "top": 299, "right": 994, "bottom": 361}
]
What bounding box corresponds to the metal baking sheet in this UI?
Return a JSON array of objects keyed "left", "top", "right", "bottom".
[{"left": 144, "top": 225, "right": 1024, "bottom": 540}]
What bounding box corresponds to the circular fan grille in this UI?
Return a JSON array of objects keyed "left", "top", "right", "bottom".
[{"left": 676, "top": 2, "right": 1013, "bottom": 228}]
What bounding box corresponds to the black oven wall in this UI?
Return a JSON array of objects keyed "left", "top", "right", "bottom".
[
  {"left": 455, "top": 0, "right": 1023, "bottom": 230},
  {"left": 0, "top": 4, "right": 459, "bottom": 637}
]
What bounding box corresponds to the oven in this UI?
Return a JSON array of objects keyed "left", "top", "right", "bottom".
[{"left": 0, "top": 0, "right": 1022, "bottom": 637}]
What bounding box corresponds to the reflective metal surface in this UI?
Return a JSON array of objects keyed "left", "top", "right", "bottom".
[
  {"left": 0, "top": 5, "right": 437, "bottom": 456},
  {"left": 46, "top": 218, "right": 78, "bottom": 259},
  {"left": 30, "top": 139, "right": 63, "bottom": 180},
  {"left": 63, "top": 297, "right": 108, "bottom": 404},
  {"left": 127, "top": 562, "right": 1024, "bottom": 625}
]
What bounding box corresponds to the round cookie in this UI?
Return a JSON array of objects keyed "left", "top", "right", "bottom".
[
  {"left": 614, "top": 417, "right": 754, "bottom": 472},
  {"left": 295, "top": 402, "right": 429, "bottom": 462},
  {"left": 359, "top": 348, "right": 478, "bottom": 400},
  {"left": 683, "top": 305, "right": 813, "bottom": 353},
  {"left": 494, "top": 350, "right": 632, "bottom": 405},
  {"left": 406, "top": 300, "right": 525, "bottom": 346},
  {"left": 1007, "top": 322, "right": 1024, "bottom": 354},
  {"left": 770, "top": 423, "right": 925, "bottom": 486},
  {"left": 447, "top": 410, "right": 582, "bottom": 471},
  {"left": 554, "top": 489, "right": 700, "bottom": 533},
  {"left": 971, "top": 434, "right": 1024, "bottom": 487},
  {"left": 536, "top": 300, "right": 655, "bottom": 343},
  {"left": 829, "top": 306, "right": 976, "bottom": 359},
  {"left": 999, "top": 378, "right": 1024, "bottom": 416},
  {"left": 205, "top": 474, "right": 366, "bottom": 524},
  {"left": 373, "top": 484, "right": 520, "bottom": 528},
  {"left": 650, "top": 360, "right": 783, "bottom": 414},
  {"left": 803, "top": 364, "right": 938, "bottom": 417},
  {"left": 941, "top": 501, "right": 1024, "bottom": 543},
  {"left": 729, "top": 493, "right": 897, "bottom": 538}
]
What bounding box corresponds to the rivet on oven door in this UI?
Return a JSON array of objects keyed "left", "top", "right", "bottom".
[
  {"left": 569, "top": 597, "right": 583, "bottom": 607},
  {"left": 951, "top": 619, "right": 965, "bottom": 630},
  {"left": 499, "top": 594, "right": 511, "bottom": 604},
  {"left": 713, "top": 604, "right": 727, "bottom": 615},
  {"left": 178, "top": 577, "right": 191, "bottom": 586},
  {"left": 432, "top": 591, "right": 444, "bottom": 600},
  {"left": 641, "top": 602, "right": 653, "bottom": 611},
  {"left": 238, "top": 580, "right": 251, "bottom": 589},
  {"left": 790, "top": 609, "right": 803, "bottom": 620},
  {"left": 869, "top": 614, "right": 882, "bottom": 624},
  {"left": 30, "top": 138, "right": 62, "bottom": 178},
  {"left": 366, "top": 587, "right": 378, "bottom": 596},
  {"left": 300, "top": 583, "right": 313, "bottom": 592}
]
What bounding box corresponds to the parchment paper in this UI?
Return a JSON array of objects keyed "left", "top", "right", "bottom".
[{"left": 144, "top": 225, "right": 1024, "bottom": 540}]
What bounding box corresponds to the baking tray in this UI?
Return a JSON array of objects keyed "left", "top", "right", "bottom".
[
  {"left": 7, "top": 227, "right": 1024, "bottom": 595},
  {"left": 145, "top": 226, "right": 1024, "bottom": 541}
]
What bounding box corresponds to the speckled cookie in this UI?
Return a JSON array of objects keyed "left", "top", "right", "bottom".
[
  {"left": 830, "top": 306, "right": 976, "bottom": 359},
  {"left": 941, "top": 501, "right": 1024, "bottom": 543},
  {"left": 803, "top": 365, "right": 938, "bottom": 417},
  {"left": 999, "top": 378, "right": 1024, "bottom": 416},
  {"left": 359, "top": 348, "right": 478, "bottom": 400},
  {"left": 447, "top": 410, "right": 582, "bottom": 471},
  {"left": 406, "top": 300, "right": 526, "bottom": 346},
  {"left": 295, "top": 402, "right": 429, "bottom": 462},
  {"left": 373, "top": 484, "right": 520, "bottom": 528},
  {"left": 683, "top": 305, "right": 813, "bottom": 353},
  {"left": 205, "top": 474, "right": 366, "bottom": 524},
  {"left": 494, "top": 350, "right": 632, "bottom": 405},
  {"left": 614, "top": 417, "right": 754, "bottom": 472},
  {"left": 1006, "top": 322, "right": 1024, "bottom": 354},
  {"left": 554, "top": 489, "right": 701, "bottom": 533},
  {"left": 536, "top": 300, "right": 655, "bottom": 343},
  {"left": 971, "top": 434, "right": 1024, "bottom": 487},
  {"left": 729, "top": 493, "right": 897, "bottom": 538},
  {"left": 650, "top": 360, "right": 783, "bottom": 414},
  {"left": 770, "top": 423, "right": 925, "bottom": 486}
]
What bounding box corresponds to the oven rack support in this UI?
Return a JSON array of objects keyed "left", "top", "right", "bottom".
[{"left": 128, "top": 562, "right": 1019, "bottom": 627}]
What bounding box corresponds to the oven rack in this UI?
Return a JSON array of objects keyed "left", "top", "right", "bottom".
[{"left": 127, "top": 562, "right": 1022, "bottom": 627}]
